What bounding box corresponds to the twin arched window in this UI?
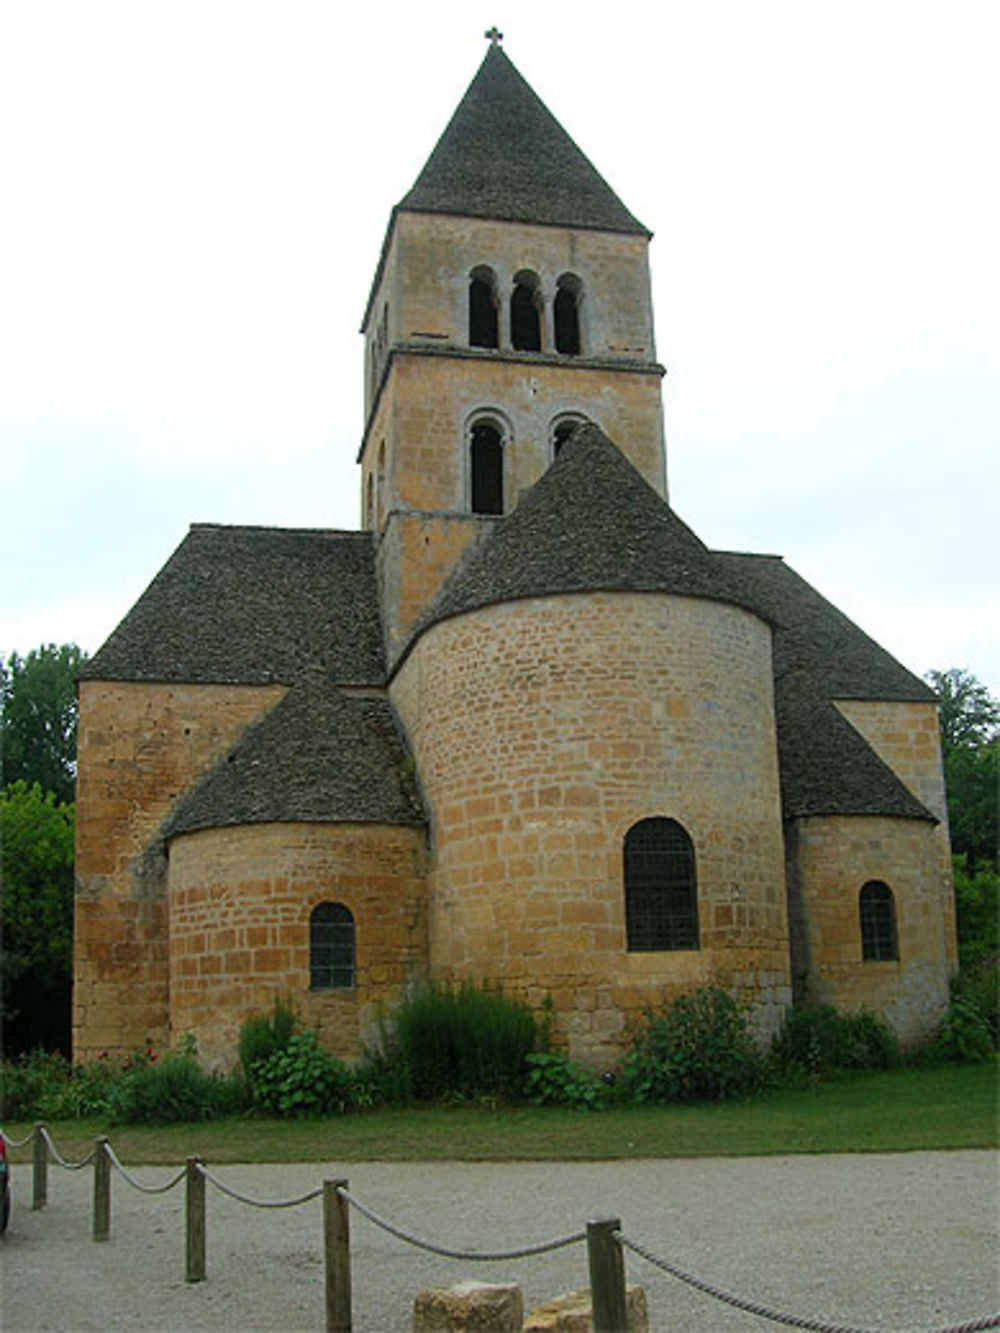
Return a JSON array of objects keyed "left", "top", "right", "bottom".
[
  {"left": 468, "top": 269, "right": 583, "bottom": 355},
  {"left": 624, "top": 818, "right": 699, "bottom": 952},
  {"left": 310, "top": 902, "right": 355, "bottom": 990},
  {"left": 859, "top": 881, "right": 898, "bottom": 961}
]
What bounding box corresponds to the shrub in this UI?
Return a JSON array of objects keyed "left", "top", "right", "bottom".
[
  {"left": 390, "top": 981, "right": 537, "bottom": 1102},
  {"left": 247, "top": 1031, "right": 353, "bottom": 1117},
  {"left": 950, "top": 952, "right": 999, "bottom": 1048},
  {"left": 771, "top": 1005, "right": 900, "bottom": 1076},
  {"left": 524, "top": 1052, "right": 609, "bottom": 1110},
  {"left": 622, "top": 985, "right": 765, "bottom": 1104},
  {"left": 931, "top": 996, "right": 995, "bottom": 1064},
  {"left": 238, "top": 997, "right": 298, "bottom": 1081},
  {"left": 110, "top": 1049, "right": 240, "bottom": 1125},
  {"left": 0, "top": 1049, "right": 71, "bottom": 1120}
]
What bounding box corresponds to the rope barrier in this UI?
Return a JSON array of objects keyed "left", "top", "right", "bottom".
[
  {"left": 337, "top": 1184, "right": 586, "bottom": 1262},
  {"left": 619, "top": 1232, "right": 1000, "bottom": 1333},
  {"left": 38, "top": 1127, "right": 96, "bottom": 1171},
  {"left": 0, "top": 1128, "right": 34, "bottom": 1149},
  {"left": 104, "top": 1143, "right": 186, "bottom": 1195},
  {"left": 197, "top": 1164, "right": 323, "bottom": 1210}
]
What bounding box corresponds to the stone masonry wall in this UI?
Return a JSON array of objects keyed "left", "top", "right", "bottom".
[
  {"left": 167, "top": 822, "right": 428, "bottom": 1068},
  {"left": 392, "top": 591, "right": 790, "bottom": 1065},
  {"left": 834, "top": 698, "right": 956, "bottom": 968},
  {"left": 790, "top": 813, "right": 953, "bottom": 1043},
  {"left": 74, "top": 680, "right": 284, "bottom": 1061}
]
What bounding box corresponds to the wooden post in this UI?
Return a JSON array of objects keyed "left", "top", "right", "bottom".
[
  {"left": 323, "top": 1178, "right": 351, "bottom": 1333},
  {"left": 31, "top": 1122, "right": 47, "bottom": 1211},
  {"left": 587, "top": 1216, "right": 627, "bottom": 1333},
  {"left": 92, "top": 1136, "right": 111, "bottom": 1242},
  {"left": 185, "top": 1157, "right": 206, "bottom": 1282}
]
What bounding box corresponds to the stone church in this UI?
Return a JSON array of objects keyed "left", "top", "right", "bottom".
[{"left": 74, "top": 42, "right": 956, "bottom": 1070}]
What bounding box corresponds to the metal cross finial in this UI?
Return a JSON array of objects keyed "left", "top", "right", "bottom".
[{"left": 484, "top": 26, "right": 503, "bottom": 46}]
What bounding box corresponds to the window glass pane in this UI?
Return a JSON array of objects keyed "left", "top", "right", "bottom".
[
  {"left": 624, "top": 818, "right": 699, "bottom": 951},
  {"left": 310, "top": 902, "right": 355, "bottom": 989}
]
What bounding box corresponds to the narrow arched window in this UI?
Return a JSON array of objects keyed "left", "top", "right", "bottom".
[
  {"left": 860, "top": 880, "right": 898, "bottom": 961},
  {"left": 470, "top": 418, "right": 504, "bottom": 515},
  {"left": 469, "top": 267, "right": 499, "bottom": 348},
  {"left": 310, "top": 902, "right": 355, "bottom": 989},
  {"left": 376, "top": 440, "right": 386, "bottom": 529},
  {"left": 624, "top": 818, "right": 699, "bottom": 951},
  {"left": 551, "top": 414, "right": 589, "bottom": 459},
  {"left": 554, "top": 274, "right": 582, "bottom": 354},
  {"left": 511, "top": 271, "right": 542, "bottom": 352},
  {"left": 365, "top": 473, "right": 374, "bottom": 530}
]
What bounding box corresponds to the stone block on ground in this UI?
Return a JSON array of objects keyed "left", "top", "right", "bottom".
[
  {"left": 413, "top": 1280, "right": 523, "bottom": 1332},
  {"left": 523, "top": 1285, "right": 648, "bottom": 1332}
]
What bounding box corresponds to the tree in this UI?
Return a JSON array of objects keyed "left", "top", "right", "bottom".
[
  {"left": 926, "top": 668, "right": 998, "bottom": 867},
  {"left": 1, "top": 643, "right": 87, "bottom": 804},
  {"left": 0, "top": 782, "right": 75, "bottom": 1054},
  {"left": 926, "top": 668, "right": 1000, "bottom": 753}
]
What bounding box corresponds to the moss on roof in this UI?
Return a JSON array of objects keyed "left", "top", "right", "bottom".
[{"left": 82, "top": 525, "right": 385, "bottom": 687}]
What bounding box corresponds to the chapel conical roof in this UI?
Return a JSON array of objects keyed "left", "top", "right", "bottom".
[
  {"left": 397, "top": 44, "right": 650, "bottom": 236},
  {"left": 397, "top": 424, "right": 760, "bottom": 665},
  {"left": 162, "top": 674, "right": 425, "bottom": 838}
]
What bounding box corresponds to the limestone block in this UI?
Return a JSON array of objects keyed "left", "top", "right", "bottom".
[
  {"left": 523, "top": 1285, "right": 648, "bottom": 1332},
  {"left": 413, "top": 1280, "right": 523, "bottom": 1332}
]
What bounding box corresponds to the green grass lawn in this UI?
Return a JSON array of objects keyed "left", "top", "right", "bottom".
[{"left": 3, "top": 1061, "right": 996, "bottom": 1166}]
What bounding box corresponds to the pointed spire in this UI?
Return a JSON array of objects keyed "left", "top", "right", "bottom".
[{"left": 398, "top": 46, "right": 649, "bottom": 236}]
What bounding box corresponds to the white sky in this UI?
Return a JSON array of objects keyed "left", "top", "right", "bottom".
[{"left": 2, "top": 1, "right": 998, "bottom": 697}]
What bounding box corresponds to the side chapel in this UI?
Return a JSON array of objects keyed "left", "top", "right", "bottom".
[{"left": 74, "top": 40, "right": 956, "bottom": 1069}]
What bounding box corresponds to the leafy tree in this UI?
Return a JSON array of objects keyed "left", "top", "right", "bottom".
[
  {"left": 926, "top": 668, "right": 998, "bottom": 870},
  {"left": 1, "top": 644, "right": 88, "bottom": 804},
  {"left": 926, "top": 668, "right": 1000, "bottom": 753},
  {"left": 0, "top": 782, "right": 75, "bottom": 1054}
]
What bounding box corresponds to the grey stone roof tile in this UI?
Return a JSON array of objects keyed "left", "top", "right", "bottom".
[
  {"left": 398, "top": 46, "right": 649, "bottom": 237},
  {"left": 399, "top": 423, "right": 762, "bottom": 661},
  {"left": 163, "top": 675, "right": 425, "bottom": 837},
  {"left": 82, "top": 525, "right": 385, "bottom": 686}
]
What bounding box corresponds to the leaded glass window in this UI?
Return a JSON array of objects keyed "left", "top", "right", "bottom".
[
  {"left": 860, "top": 880, "right": 898, "bottom": 961},
  {"left": 624, "top": 818, "right": 699, "bottom": 951},
  {"left": 310, "top": 902, "right": 355, "bottom": 989}
]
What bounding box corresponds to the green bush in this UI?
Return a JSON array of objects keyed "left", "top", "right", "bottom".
[
  {"left": 950, "top": 953, "right": 999, "bottom": 1048},
  {"left": 391, "top": 981, "right": 537, "bottom": 1102},
  {"left": 110, "top": 1049, "right": 241, "bottom": 1125},
  {"left": 247, "top": 1031, "right": 353, "bottom": 1117},
  {"left": 524, "top": 1051, "right": 609, "bottom": 1110},
  {"left": 238, "top": 997, "right": 298, "bottom": 1081},
  {"left": 931, "top": 996, "right": 995, "bottom": 1064},
  {"left": 0, "top": 1049, "right": 70, "bottom": 1120},
  {"left": 622, "top": 985, "right": 765, "bottom": 1104},
  {"left": 771, "top": 1005, "right": 900, "bottom": 1076}
]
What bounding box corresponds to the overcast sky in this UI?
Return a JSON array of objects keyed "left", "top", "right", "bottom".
[{"left": 3, "top": 1, "right": 998, "bottom": 698}]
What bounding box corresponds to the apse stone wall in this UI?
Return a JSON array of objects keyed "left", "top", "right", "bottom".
[
  {"left": 788, "top": 813, "right": 954, "bottom": 1043},
  {"left": 74, "top": 680, "right": 284, "bottom": 1062},
  {"left": 166, "top": 821, "right": 428, "bottom": 1068},
  {"left": 392, "top": 590, "right": 790, "bottom": 1064}
]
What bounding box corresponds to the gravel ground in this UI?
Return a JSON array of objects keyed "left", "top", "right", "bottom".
[{"left": 2, "top": 1151, "right": 998, "bottom": 1332}]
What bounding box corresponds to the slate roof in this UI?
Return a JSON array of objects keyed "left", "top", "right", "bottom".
[
  {"left": 162, "top": 675, "right": 425, "bottom": 838},
  {"left": 400, "top": 423, "right": 763, "bottom": 660},
  {"left": 773, "top": 671, "right": 934, "bottom": 821},
  {"left": 81, "top": 525, "right": 385, "bottom": 687},
  {"left": 712, "top": 553, "right": 936, "bottom": 822},
  {"left": 398, "top": 46, "right": 649, "bottom": 237},
  {"left": 713, "top": 552, "right": 935, "bottom": 703}
]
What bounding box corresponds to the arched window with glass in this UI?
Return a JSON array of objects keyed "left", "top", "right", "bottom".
[
  {"left": 310, "top": 902, "right": 356, "bottom": 990},
  {"left": 859, "top": 880, "right": 898, "bottom": 961},
  {"left": 623, "top": 817, "right": 699, "bottom": 951}
]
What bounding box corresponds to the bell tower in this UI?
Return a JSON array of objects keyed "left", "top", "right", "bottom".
[{"left": 359, "top": 38, "right": 667, "bottom": 657}]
